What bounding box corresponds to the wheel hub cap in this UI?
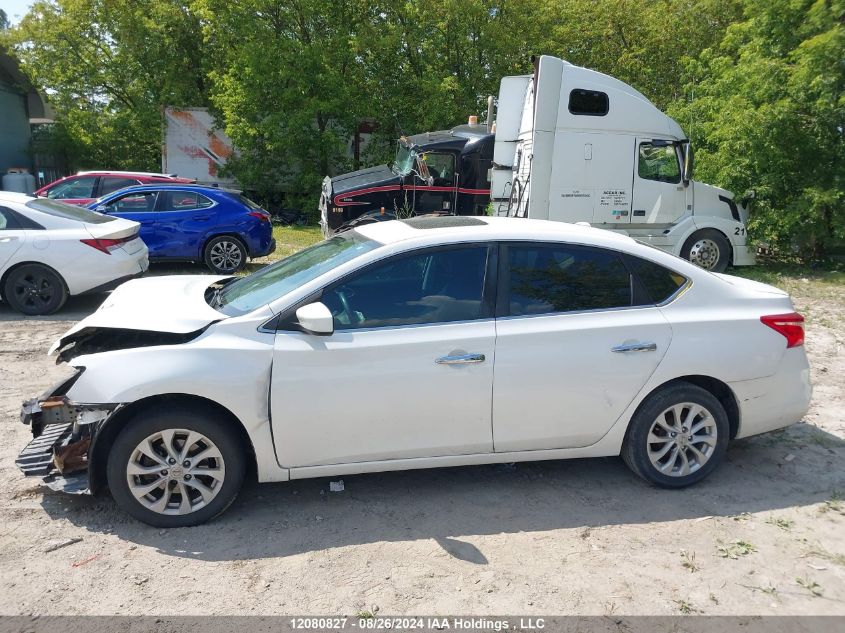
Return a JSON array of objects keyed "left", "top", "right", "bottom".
[
  {"left": 126, "top": 429, "right": 225, "bottom": 516},
  {"left": 647, "top": 403, "right": 717, "bottom": 477},
  {"left": 689, "top": 239, "right": 720, "bottom": 270}
]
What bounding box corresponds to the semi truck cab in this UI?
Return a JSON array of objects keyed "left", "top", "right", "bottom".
[
  {"left": 319, "top": 124, "right": 493, "bottom": 236},
  {"left": 492, "top": 56, "right": 754, "bottom": 272}
]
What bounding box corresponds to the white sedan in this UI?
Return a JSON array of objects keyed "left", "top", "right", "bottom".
[
  {"left": 16, "top": 216, "right": 811, "bottom": 527},
  {"left": 0, "top": 192, "right": 148, "bottom": 315}
]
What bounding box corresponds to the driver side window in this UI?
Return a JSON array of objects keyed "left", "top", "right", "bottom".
[
  {"left": 419, "top": 153, "right": 456, "bottom": 186},
  {"left": 322, "top": 246, "right": 490, "bottom": 330},
  {"left": 638, "top": 143, "right": 681, "bottom": 184}
]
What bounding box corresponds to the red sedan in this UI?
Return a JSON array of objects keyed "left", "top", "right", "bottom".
[{"left": 35, "top": 171, "right": 195, "bottom": 206}]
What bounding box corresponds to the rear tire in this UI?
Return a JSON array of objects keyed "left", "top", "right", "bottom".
[
  {"left": 106, "top": 405, "right": 246, "bottom": 528},
  {"left": 681, "top": 229, "right": 731, "bottom": 273},
  {"left": 622, "top": 382, "right": 729, "bottom": 489},
  {"left": 203, "top": 235, "right": 247, "bottom": 274},
  {"left": 3, "top": 264, "right": 68, "bottom": 315}
]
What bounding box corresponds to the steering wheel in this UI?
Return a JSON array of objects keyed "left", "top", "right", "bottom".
[{"left": 335, "top": 289, "right": 362, "bottom": 326}]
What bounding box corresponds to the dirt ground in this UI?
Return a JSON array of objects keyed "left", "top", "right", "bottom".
[{"left": 0, "top": 270, "right": 843, "bottom": 616}]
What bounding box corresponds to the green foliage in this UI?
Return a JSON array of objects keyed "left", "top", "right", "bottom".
[
  {"left": 5, "top": 0, "right": 842, "bottom": 254},
  {"left": 8, "top": 0, "right": 208, "bottom": 170},
  {"left": 670, "top": 0, "right": 845, "bottom": 260}
]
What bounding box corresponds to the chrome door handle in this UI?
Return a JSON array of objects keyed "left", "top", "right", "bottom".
[
  {"left": 0, "top": 237, "right": 16, "bottom": 243},
  {"left": 611, "top": 342, "right": 657, "bottom": 353},
  {"left": 435, "top": 353, "right": 486, "bottom": 365}
]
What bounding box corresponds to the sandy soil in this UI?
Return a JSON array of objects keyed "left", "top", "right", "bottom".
[{"left": 0, "top": 283, "right": 842, "bottom": 616}]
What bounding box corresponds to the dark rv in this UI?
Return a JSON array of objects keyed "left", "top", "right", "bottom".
[{"left": 319, "top": 123, "right": 494, "bottom": 236}]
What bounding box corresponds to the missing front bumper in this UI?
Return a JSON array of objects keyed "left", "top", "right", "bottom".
[
  {"left": 15, "top": 422, "right": 91, "bottom": 494},
  {"left": 17, "top": 396, "right": 118, "bottom": 495}
]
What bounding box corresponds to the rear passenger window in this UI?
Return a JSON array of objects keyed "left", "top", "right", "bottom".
[
  {"left": 100, "top": 177, "right": 140, "bottom": 195},
  {"left": 162, "top": 191, "right": 214, "bottom": 211},
  {"left": 0, "top": 207, "right": 20, "bottom": 230},
  {"left": 626, "top": 255, "right": 687, "bottom": 304},
  {"left": 505, "top": 244, "right": 631, "bottom": 315}
]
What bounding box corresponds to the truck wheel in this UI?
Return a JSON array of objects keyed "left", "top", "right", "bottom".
[
  {"left": 3, "top": 264, "right": 68, "bottom": 315},
  {"left": 681, "top": 229, "right": 731, "bottom": 272},
  {"left": 107, "top": 405, "right": 246, "bottom": 527}
]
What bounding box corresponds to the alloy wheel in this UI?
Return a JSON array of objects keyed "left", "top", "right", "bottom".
[
  {"left": 209, "top": 240, "right": 243, "bottom": 272},
  {"left": 125, "top": 429, "right": 226, "bottom": 515},
  {"left": 647, "top": 403, "right": 718, "bottom": 477}
]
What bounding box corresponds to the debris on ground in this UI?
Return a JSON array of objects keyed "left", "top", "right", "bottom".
[
  {"left": 43, "top": 537, "right": 83, "bottom": 553},
  {"left": 329, "top": 480, "right": 345, "bottom": 493}
]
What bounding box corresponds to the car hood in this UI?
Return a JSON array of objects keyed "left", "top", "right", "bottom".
[
  {"left": 49, "top": 275, "right": 229, "bottom": 357},
  {"left": 330, "top": 164, "right": 399, "bottom": 196}
]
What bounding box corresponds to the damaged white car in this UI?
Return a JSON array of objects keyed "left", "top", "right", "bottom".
[{"left": 17, "top": 217, "right": 812, "bottom": 527}]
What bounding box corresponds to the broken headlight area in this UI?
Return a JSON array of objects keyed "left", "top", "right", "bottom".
[
  {"left": 17, "top": 392, "right": 119, "bottom": 495},
  {"left": 53, "top": 326, "right": 208, "bottom": 364}
]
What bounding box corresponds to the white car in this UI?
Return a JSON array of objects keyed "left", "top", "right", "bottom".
[
  {"left": 16, "top": 216, "right": 811, "bottom": 527},
  {"left": 0, "top": 192, "right": 149, "bottom": 315}
]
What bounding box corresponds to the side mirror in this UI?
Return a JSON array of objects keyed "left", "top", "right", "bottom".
[
  {"left": 95, "top": 204, "right": 108, "bottom": 213},
  {"left": 295, "top": 301, "right": 334, "bottom": 336},
  {"left": 682, "top": 142, "right": 694, "bottom": 186}
]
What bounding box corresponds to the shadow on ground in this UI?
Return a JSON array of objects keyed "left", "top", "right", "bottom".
[{"left": 40, "top": 422, "right": 845, "bottom": 564}]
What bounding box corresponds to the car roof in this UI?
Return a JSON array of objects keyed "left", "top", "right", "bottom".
[
  {"left": 75, "top": 171, "right": 182, "bottom": 178},
  {"left": 356, "top": 216, "right": 635, "bottom": 249},
  {"left": 105, "top": 184, "right": 240, "bottom": 195},
  {"left": 355, "top": 215, "right": 705, "bottom": 280}
]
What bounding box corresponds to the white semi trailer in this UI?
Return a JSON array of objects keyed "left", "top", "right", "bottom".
[{"left": 491, "top": 55, "right": 753, "bottom": 272}]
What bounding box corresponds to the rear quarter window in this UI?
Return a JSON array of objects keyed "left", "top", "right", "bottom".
[
  {"left": 625, "top": 255, "right": 688, "bottom": 304},
  {"left": 26, "top": 198, "right": 116, "bottom": 224}
]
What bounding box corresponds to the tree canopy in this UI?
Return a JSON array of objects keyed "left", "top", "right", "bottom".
[{"left": 3, "top": 0, "right": 843, "bottom": 257}]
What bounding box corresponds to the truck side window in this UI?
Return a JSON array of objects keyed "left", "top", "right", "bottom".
[
  {"left": 638, "top": 143, "right": 681, "bottom": 184},
  {"left": 420, "top": 153, "right": 455, "bottom": 185},
  {"left": 568, "top": 89, "right": 609, "bottom": 116}
]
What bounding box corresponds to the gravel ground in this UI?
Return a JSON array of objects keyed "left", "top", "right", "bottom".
[{"left": 0, "top": 273, "right": 843, "bottom": 616}]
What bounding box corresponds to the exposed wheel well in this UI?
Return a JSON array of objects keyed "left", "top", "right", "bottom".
[
  {"left": 88, "top": 393, "right": 256, "bottom": 494},
  {"left": 632, "top": 375, "right": 740, "bottom": 440},
  {"left": 0, "top": 261, "right": 69, "bottom": 302},
  {"left": 202, "top": 232, "right": 250, "bottom": 259}
]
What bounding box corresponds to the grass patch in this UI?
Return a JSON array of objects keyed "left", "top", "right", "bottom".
[
  {"left": 806, "top": 545, "right": 845, "bottom": 567},
  {"left": 271, "top": 224, "right": 323, "bottom": 260},
  {"left": 766, "top": 517, "right": 794, "bottom": 531},
  {"left": 718, "top": 540, "right": 757, "bottom": 559},
  {"left": 796, "top": 576, "right": 823, "bottom": 597},
  {"left": 680, "top": 549, "right": 700, "bottom": 573}
]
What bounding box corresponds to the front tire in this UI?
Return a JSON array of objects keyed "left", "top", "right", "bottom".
[
  {"left": 3, "top": 264, "right": 68, "bottom": 315},
  {"left": 106, "top": 405, "right": 246, "bottom": 527},
  {"left": 681, "top": 229, "right": 731, "bottom": 272},
  {"left": 203, "top": 235, "right": 247, "bottom": 274},
  {"left": 622, "top": 382, "right": 729, "bottom": 488}
]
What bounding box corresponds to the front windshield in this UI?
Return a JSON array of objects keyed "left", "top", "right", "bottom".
[
  {"left": 392, "top": 140, "right": 416, "bottom": 176},
  {"left": 215, "top": 231, "right": 381, "bottom": 315}
]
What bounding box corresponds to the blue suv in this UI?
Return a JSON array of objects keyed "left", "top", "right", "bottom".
[{"left": 90, "top": 185, "right": 275, "bottom": 273}]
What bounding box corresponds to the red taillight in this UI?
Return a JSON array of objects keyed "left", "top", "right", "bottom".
[
  {"left": 80, "top": 233, "right": 136, "bottom": 255},
  {"left": 247, "top": 210, "right": 271, "bottom": 222},
  {"left": 761, "top": 312, "right": 805, "bottom": 348}
]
